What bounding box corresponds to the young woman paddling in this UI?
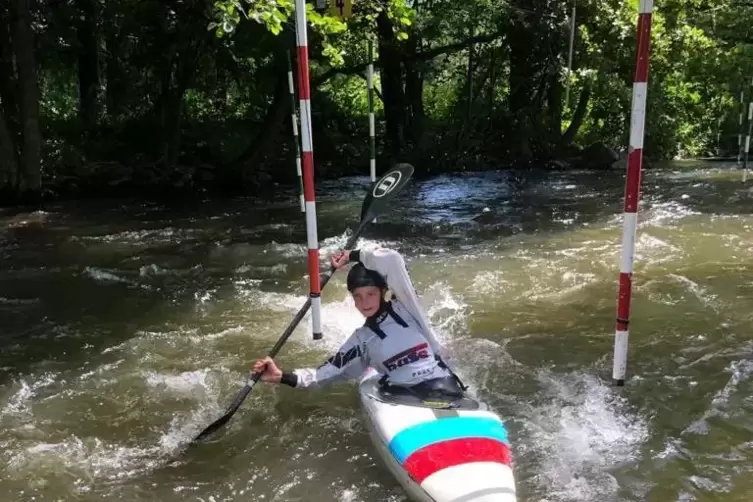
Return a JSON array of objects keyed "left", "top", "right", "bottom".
[{"left": 251, "top": 247, "right": 465, "bottom": 397}]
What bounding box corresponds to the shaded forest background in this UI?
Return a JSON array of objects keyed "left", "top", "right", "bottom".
[{"left": 1, "top": 0, "right": 752, "bottom": 204}]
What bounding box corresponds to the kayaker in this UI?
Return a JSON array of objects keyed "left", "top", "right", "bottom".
[{"left": 251, "top": 247, "right": 466, "bottom": 398}]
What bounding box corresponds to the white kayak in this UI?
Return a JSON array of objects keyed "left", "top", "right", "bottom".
[{"left": 358, "top": 368, "right": 517, "bottom": 502}]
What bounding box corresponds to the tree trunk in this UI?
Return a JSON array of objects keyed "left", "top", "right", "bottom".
[
  {"left": 164, "top": 40, "right": 199, "bottom": 170},
  {"left": 14, "top": 0, "right": 42, "bottom": 198},
  {"left": 561, "top": 79, "right": 591, "bottom": 145},
  {"left": 77, "top": 0, "right": 100, "bottom": 128},
  {"left": 507, "top": 5, "right": 535, "bottom": 160},
  {"left": 0, "top": 109, "right": 18, "bottom": 192},
  {"left": 404, "top": 0, "right": 425, "bottom": 148},
  {"left": 232, "top": 53, "right": 290, "bottom": 168},
  {"left": 231, "top": 26, "right": 297, "bottom": 170},
  {"left": 548, "top": 71, "right": 563, "bottom": 143},
  {"left": 163, "top": 85, "right": 184, "bottom": 170},
  {"left": 404, "top": 66, "right": 424, "bottom": 146},
  {"left": 404, "top": 36, "right": 425, "bottom": 146},
  {"left": 487, "top": 47, "right": 497, "bottom": 130},
  {"left": 466, "top": 31, "right": 475, "bottom": 123},
  {"left": 0, "top": 4, "right": 18, "bottom": 142},
  {"left": 452, "top": 33, "right": 477, "bottom": 158},
  {"left": 159, "top": 51, "right": 174, "bottom": 164},
  {"left": 105, "top": 29, "right": 124, "bottom": 120},
  {"left": 376, "top": 9, "right": 406, "bottom": 160}
]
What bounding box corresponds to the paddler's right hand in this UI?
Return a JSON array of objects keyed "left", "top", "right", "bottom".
[
  {"left": 331, "top": 250, "right": 351, "bottom": 269},
  {"left": 252, "top": 356, "right": 283, "bottom": 383}
]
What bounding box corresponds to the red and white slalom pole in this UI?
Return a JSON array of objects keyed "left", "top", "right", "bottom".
[
  {"left": 294, "top": 0, "right": 322, "bottom": 340},
  {"left": 612, "top": 0, "right": 653, "bottom": 385}
]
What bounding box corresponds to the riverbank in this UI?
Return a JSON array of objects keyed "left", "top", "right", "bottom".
[
  {"left": 2, "top": 137, "right": 673, "bottom": 209},
  {"left": 4, "top": 130, "right": 743, "bottom": 211}
]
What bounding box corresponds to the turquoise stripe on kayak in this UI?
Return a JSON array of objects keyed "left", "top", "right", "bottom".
[{"left": 388, "top": 416, "right": 509, "bottom": 465}]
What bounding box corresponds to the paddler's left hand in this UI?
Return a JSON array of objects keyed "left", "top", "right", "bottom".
[{"left": 331, "top": 250, "right": 350, "bottom": 269}]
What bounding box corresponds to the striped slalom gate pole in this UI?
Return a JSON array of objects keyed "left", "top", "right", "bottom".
[
  {"left": 367, "top": 39, "right": 376, "bottom": 183},
  {"left": 287, "top": 50, "right": 305, "bottom": 213},
  {"left": 367, "top": 38, "right": 377, "bottom": 223},
  {"left": 294, "top": 0, "right": 323, "bottom": 340},
  {"left": 612, "top": 0, "right": 653, "bottom": 386},
  {"left": 744, "top": 82, "right": 753, "bottom": 183},
  {"left": 564, "top": 0, "right": 577, "bottom": 108},
  {"left": 739, "top": 86, "right": 745, "bottom": 166},
  {"left": 744, "top": 77, "right": 753, "bottom": 183}
]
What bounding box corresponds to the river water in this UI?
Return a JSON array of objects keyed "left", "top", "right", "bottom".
[{"left": 1, "top": 162, "right": 752, "bottom": 502}]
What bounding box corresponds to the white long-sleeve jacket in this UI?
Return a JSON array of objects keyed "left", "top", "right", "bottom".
[{"left": 288, "top": 248, "right": 451, "bottom": 389}]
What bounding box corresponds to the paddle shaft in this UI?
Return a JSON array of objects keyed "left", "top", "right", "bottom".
[
  {"left": 191, "top": 219, "right": 370, "bottom": 442},
  {"left": 254, "top": 217, "right": 369, "bottom": 371}
]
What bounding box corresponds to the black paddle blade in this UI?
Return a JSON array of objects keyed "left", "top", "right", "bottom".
[
  {"left": 191, "top": 384, "right": 253, "bottom": 443},
  {"left": 361, "top": 163, "right": 415, "bottom": 223},
  {"left": 193, "top": 414, "right": 231, "bottom": 443}
]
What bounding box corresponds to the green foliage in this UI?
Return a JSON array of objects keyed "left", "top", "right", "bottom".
[
  {"left": 209, "top": 0, "right": 348, "bottom": 65},
  {"left": 322, "top": 73, "right": 382, "bottom": 116},
  {"left": 561, "top": 0, "right": 752, "bottom": 159},
  {"left": 385, "top": 0, "right": 415, "bottom": 40},
  {"left": 209, "top": 0, "right": 293, "bottom": 36},
  {"left": 6, "top": 0, "right": 753, "bottom": 201}
]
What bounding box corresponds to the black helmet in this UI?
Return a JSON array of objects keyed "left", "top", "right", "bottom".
[{"left": 347, "top": 263, "right": 387, "bottom": 292}]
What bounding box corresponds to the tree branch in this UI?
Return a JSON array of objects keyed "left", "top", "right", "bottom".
[{"left": 312, "top": 29, "right": 506, "bottom": 88}]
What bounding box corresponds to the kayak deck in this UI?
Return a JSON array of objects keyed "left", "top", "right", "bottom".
[
  {"left": 359, "top": 371, "right": 517, "bottom": 502},
  {"left": 362, "top": 376, "right": 482, "bottom": 411}
]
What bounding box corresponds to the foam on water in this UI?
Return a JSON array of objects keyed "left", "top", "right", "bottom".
[
  {"left": 422, "top": 282, "right": 468, "bottom": 344},
  {"left": 682, "top": 359, "right": 753, "bottom": 436},
  {"left": 80, "top": 227, "right": 199, "bottom": 245},
  {"left": 666, "top": 273, "right": 723, "bottom": 314},
  {"left": 0, "top": 296, "right": 40, "bottom": 306},
  {"left": 234, "top": 263, "right": 288, "bottom": 275},
  {"left": 1, "top": 372, "right": 59, "bottom": 418},
  {"left": 158, "top": 402, "right": 230, "bottom": 453},
  {"left": 518, "top": 371, "right": 649, "bottom": 502},
  {"left": 634, "top": 234, "right": 684, "bottom": 266},
  {"left": 83, "top": 266, "right": 132, "bottom": 284},
  {"left": 1, "top": 371, "right": 191, "bottom": 495},
  {"left": 143, "top": 368, "right": 213, "bottom": 397},
  {"left": 6, "top": 435, "right": 165, "bottom": 484},
  {"left": 471, "top": 270, "right": 509, "bottom": 295},
  {"left": 525, "top": 271, "right": 599, "bottom": 302},
  {"left": 641, "top": 201, "right": 702, "bottom": 227},
  {"left": 138, "top": 263, "right": 204, "bottom": 277},
  {"left": 603, "top": 197, "right": 700, "bottom": 229}
]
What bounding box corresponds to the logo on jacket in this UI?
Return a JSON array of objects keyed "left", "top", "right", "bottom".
[
  {"left": 382, "top": 342, "right": 429, "bottom": 371},
  {"left": 373, "top": 170, "right": 402, "bottom": 198}
]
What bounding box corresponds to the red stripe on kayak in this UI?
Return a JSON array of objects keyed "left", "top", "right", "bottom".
[{"left": 403, "top": 437, "right": 512, "bottom": 484}]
